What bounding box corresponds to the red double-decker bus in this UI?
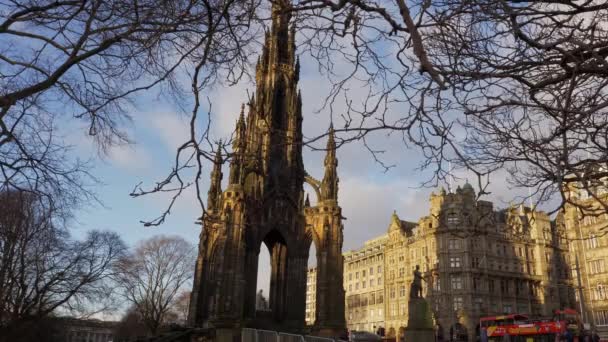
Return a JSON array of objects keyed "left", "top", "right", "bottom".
[{"left": 480, "top": 310, "right": 581, "bottom": 341}]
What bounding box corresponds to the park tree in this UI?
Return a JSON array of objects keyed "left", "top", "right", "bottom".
[
  {"left": 170, "top": 290, "right": 191, "bottom": 326},
  {"left": 0, "top": 189, "right": 127, "bottom": 340},
  {"left": 116, "top": 235, "right": 196, "bottom": 335}
]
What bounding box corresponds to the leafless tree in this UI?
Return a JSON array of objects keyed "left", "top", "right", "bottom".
[
  {"left": 280, "top": 0, "right": 608, "bottom": 216},
  {"left": 116, "top": 235, "right": 196, "bottom": 335},
  {"left": 0, "top": 0, "right": 260, "bottom": 217},
  {"left": 5, "top": 0, "right": 607, "bottom": 227},
  {"left": 0, "top": 189, "right": 127, "bottom": 336},
  {"left": 170, "top": 290, "right": 191, "bottom": 326}
]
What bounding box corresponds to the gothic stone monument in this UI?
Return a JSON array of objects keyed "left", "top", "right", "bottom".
[
  {"left": 405, "top": 265, "right": 434, "bottom": 342},
  {"left": 187, "top": 0, "right": 346, "bottom": 338}
]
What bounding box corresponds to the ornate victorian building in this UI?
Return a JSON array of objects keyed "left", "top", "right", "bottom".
[
  {"left": 306, "top": 267, "right": 318, "bottom": 326},
  {"left": 563, "top": 176, "right": 608, "bottom": 337},
  {"left": 337, "top": 184, "right": 575, "bottom": 341},
  {"left": 342, "top": 235, "right": 387, "bottom": 333},
  {"left": 188, "top": 0, "right": 345, "bottom": 335}
]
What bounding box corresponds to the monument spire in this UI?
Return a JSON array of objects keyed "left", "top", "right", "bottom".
[
  {"left": 229, "top": 105, "right": 247, "bottom": 185},
  {"left": 207, "top": 142, "right": 223, "bottom": 211},
  {"left": 321, "top": 124, "right": 338, "bottom": 201}
]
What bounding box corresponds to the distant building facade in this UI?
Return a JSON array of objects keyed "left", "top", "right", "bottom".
[
  {"left": 306, "top": 267, "right": 317, "bottom": 325},
  {"left": 563, "top": 177, "right": 608, "bottom": 336},
  {"left": 314, "top": 183, "right": 576, "bottom": 341},
  {"left": 61, "top": 318, "right": 117, "bottom": 342},
  {"left": 342, "top": 235, "right": 387, "bottom": 333}
]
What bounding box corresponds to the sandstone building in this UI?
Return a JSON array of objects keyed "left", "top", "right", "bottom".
[
  {"left": 332, "top": 184, "right": 575, "bottom": 341},
  {"left": 188, "top": 0, "right": 345, "bottom": 335},
  {"left": 306, "top": 267, "right": 318, "bottom": 326},
  {"left": 342, "top": 235, "right": 388, "bottom": 333},
  {"left": 563, "top": 177, "right": 608, "bottom": 337}
]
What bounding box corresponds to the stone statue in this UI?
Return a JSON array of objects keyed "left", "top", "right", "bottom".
[
  {"left": 409, "top": 265, "right": 425, "bottom": 299},
  {"left": 405, "top": 265, "right": 434, "bottom": 341},
  {"left": 256, "top": 289, "right": 269, "bottom": 311}
]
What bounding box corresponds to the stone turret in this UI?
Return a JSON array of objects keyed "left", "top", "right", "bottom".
[
  {"left": 229, "top": 105, "right": 247, "bottom": 185},
  {"left": 207, "top": 142, "right": 223, "bottom": 212},
  {"left": 321, "top": 125, "right": 338, "bottom": 201}
]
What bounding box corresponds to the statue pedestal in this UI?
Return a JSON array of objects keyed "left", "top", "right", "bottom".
[{"left": 404, "top": 298, "right": 434, "bottom": 342}]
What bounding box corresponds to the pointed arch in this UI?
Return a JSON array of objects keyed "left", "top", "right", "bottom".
[
  {"left": 304, "top": 224, "right": 322, "bottom": 254},
  {"left": 304, "top": 174, "right": 322, "bottom": 203}
]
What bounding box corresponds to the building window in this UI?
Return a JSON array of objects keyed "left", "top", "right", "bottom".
[
  {"left": 586, "top": 234, "right": 600, "bottom": 249},
  {"left": 594, "top": 310, "right": 608, "bottom": 326},
  {"left": 370, "top": 267, "right": 374, "bottom": 275},
  {"left": 503, "top": 304, "right": 513, "bottom": 314},
  {"left": 433, "top": 277, "right": 441, "bottom": 291},
  {"left": 349, "top": 274, "right": 352, "bottom": 281},
  {"left": 447, "top": 213, "right": 460, "bottom": 225},
  {"left": 400, "top": 285, "right": 406, "bottom": 297},
  {"left": 451, "top": 276, "right": 463, "bottom": 290},
  {"left": 473, "top": 277, "right": 479, "bottom": 291},
  {"left": 474, "top": 297, "right": 483, "bottom": 312},
  {"left": 500, "top": 279, "right": 509, "bottom": 294},
  {"left": 400, "top": 303, "right": 406, "bottom": 315},
  {"left": 450, "top": 257, "right": 462, "bottom": 268},
  {"left": 378, "top": 265, "right": 382, "bottom": 273},
  {"left": 593, "top": 284, "right": 608, "bottom": 301},
  {"left": 356, "top": 272, "right": 359, "bottom": 279},
  {"left": 370, "top": 279, "right": 375, "bottom": 287},
  {"left": 378, "top": 278, "right": 382, "bottom": 286},
  {"left": 489, "top": 280, "right": 495, "bottom": 293},
  {"left": 589, "top": 260, "right": 606, "bottom": 274},
  {"left": 362, "top": 281, "right": 366, "bottom": 289},
  {"left": 448, "top": 239, "right": 462, "bottom": 250},
  {"left": 390, "top": 287, "right": 396, "bottom": 299},
  {"left": 362, "top": 270, "right": 366, "bottom": 277},
  {"left": 453, "top": 296, "right": 464, "bottom": 311},
  {"left": 356, "top": 283, "right": 359, "bottom": 290},
  {"left": 399, "top": 267, "right": 405, "bottom": 277},
  {"left": 472, "top": 257, "right": 480, "bottom": 268}
]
